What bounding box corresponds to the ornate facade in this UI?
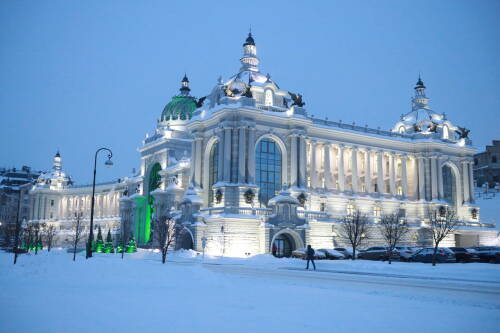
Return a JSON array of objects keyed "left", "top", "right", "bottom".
[{"left": 27, "top": 33, "right": 497, "bottom": 255}]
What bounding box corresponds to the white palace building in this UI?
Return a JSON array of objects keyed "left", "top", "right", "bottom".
[{"left": 28, "top": 33, "right": 497, "bottom": 257}]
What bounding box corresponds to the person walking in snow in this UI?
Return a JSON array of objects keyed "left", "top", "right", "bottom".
[{"left": 305, "top": 245, "right": 316, "bottom": 270}]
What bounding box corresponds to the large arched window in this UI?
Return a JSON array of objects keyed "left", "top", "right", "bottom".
[
  {"left": 208, "top": 142, "right": 219, "bottom": 206},
  {"left": 256, "top": 138, "right": 282, "bottom": 206},
  {"left": 442, "top": 164, "right": 456, "bottom": 205},
  {"left": 265, "top": 89, "right": 273, "bottom": 106}
]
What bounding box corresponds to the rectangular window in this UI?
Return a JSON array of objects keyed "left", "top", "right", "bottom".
[{"left": 50, "top": 200, "right": 54, "bottom": 207}]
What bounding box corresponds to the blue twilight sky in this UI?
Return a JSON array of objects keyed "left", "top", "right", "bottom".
[{"left": 1, "top": 0, "right": 499, "bottom": 184}]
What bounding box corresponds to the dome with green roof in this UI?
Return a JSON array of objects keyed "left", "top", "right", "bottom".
[{"left": 160, "top": 75, "right": 197, "bottom": 122}]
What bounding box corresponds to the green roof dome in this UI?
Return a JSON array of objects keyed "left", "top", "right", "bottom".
[
  {"left": 161, "top": 75, "right": 197, "bottom": 121},
  {"left": 161, "top": 95, "right": 197, "bottom": 121}
]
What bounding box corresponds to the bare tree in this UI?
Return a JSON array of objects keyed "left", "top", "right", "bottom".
[
  {"left": 428, "top": 207, "right": 459, "bottom": 266},
  {"left": 339, "top": 210, "right": 370, "bottom": 260},
  {"left": 378, "top": 213, "right": 410, "bottom": 264},
  {"left": 0, "top": 223, "right": 14, "bottom": 248},
  {"left": 23, "top": 224, "right": 35, "bottom": 253},
  {"left": 71, "top": 212, "right": 84, "bottom": 261},
  {"left": 41, "top": 223, "right": 57, "bottom": 252},
  {"left": 153, "top": 216, "right": 177, "bottom": 264}
]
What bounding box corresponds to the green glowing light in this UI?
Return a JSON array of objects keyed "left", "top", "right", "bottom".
[
  {"left": 104, "top": 229, "right": 114, "bottom": 253},
  {"left": 126, "top": 236, "right": 137, "bottom": 253},
  {"left": 94, "top": 226, "right": 104, "bottom": 253}
]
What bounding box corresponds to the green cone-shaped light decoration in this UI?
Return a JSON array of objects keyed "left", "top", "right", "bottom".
[
  {"left": 95, "top": 226, "right": 105, "bottom": 253},
  {"left": 126, "top": 234, "right": 137, "bottom": 253},
  {"left": 104, "top": 229, "right": 114, "bottom": 253}
]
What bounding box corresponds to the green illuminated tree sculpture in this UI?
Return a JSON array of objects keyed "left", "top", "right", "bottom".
[
  {"left": 126, "top": 233, "right": 137, "bottom": 253},
  {"left": 95, "top": 226, "right": 105, "bottom": 253},
  {"left": 104, "top": 229, "right": 114, "bottom": 253}
]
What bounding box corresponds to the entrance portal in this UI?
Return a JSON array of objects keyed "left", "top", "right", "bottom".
[
  {"left": 175, "top": 229, "right": 194, "bottom": 250},
  {"left": 272, "top": 233, "right": 294, "bottom": 257}
]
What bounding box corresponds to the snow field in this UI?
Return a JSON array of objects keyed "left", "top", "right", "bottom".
[{"left": 1, "top": 249, "right": 499, "bottom": 333}]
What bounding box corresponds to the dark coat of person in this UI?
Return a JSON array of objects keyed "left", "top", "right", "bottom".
[{"left": 306, "top": 246, "right": 315, "bottom": 260}]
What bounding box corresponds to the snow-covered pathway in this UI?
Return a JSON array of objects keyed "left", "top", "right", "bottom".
[{"left": 1, "top": 250, "right": 499, "bottom": 333}]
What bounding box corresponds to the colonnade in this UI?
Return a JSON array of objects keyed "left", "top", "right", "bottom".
[
  {"left": 190, "top": 125, "right": 475, "bottom": 206},
  {"left": 292, "top": 139, "right": 475, "bottom": 204},
  {"left": 30, "top": 191, "right": 121, "bottom": 221}
]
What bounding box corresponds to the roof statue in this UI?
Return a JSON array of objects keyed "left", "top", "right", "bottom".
[{"left": 289, "top": 92, "right": 305, "bottom": 107}]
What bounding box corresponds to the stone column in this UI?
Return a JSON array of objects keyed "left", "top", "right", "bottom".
[
  {"left": 468, "top": 161, "right": 475, "bottom": 203},
  {"left": 364, "top": 149, "right": 372, "bottom": 193},
  {"left": 299, "top": 135, "right": 307, "bottom": 188},
  {"left": 223, "top": 128, "right": 231, "bottom": 182},
  {"left": 469, "top": 161, "right": 475, "bottom": 203},
  {"left": 437, "top": 157, "right": 444, "bottom": 200},
  {"left": 310, "top": 140, "right": 318, "bottom": 188},
  {"left": 195, "top": 137, "right": 203, "bottom": 188},
  {"left": 351, "top": 146, "right": 359, "bottom": 192},
  {"left": 431, "top": 156, "right": 438, "bottom": 200},
  {"left": 33, "top": 194, "right": 39, "bottom": 220},
  {"left": 401, "top": 154, "right": 408, "bottom": 197},
  {"left": 189, "top": 138, "right": 196, "bottom": 185},
  {"left": 324, "top": 143, "right": 333, "bottom": 189},
  {"left": 247, "top": 127, "right": 256, "bottom": 184},
  {"left": 217, "top": 131, "right": 224, "bottom": 183},
  {"left": 411, "top": 157, "right": 418, "bottom": 200},
  {"left": 331, "top": 145, "right": 337, "bottom": 189},
  {"left": 290, "top": 135, "right": 298, "bottom": 187},
  {"left": 418, "top": 156, "right": 425, "bottom": 201},
  {"left": 389, "top": 153, "right": 396, "bottom": 195},
  {"left": 238, "top": 127, "right": 246, "bottom": 183},
  {"left": 337, "top": 145, "right": 345, "bottom": 191},
  {"left": 462, "top": 160, "right": 470, "bottom": 203},
  {"left": 377, "top": 151, "right": 384, "bottom": 194}
]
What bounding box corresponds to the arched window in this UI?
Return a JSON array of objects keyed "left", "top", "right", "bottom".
[
  {"left": 347, "top": 203, "right": 355, "bottom": 216},
  {"left": 399, "top": 126, "right": 405, "bottom": 134},
  {"left": 265, "top": 89, "right": 273, "bottom": 106},
  {"left": 208, "top": 142, "right": 219, "bottom": 206},
  {"left": 442, "top": 164, "right": 457, "bottom": 206},
  {"left": 256, "top": 138, "right": 282, "bottom": 206}
]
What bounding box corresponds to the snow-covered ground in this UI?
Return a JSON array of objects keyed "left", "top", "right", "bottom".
[{"left": 1, "top": 249, "right": 499, "bottom": 333}]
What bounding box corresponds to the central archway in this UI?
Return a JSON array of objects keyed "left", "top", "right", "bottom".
[
  {"left": 270, "top": 229, "right": 304, "bottom": 258},
  {"left": 175, "top": 227, "right": 194, "bottom": 250}
]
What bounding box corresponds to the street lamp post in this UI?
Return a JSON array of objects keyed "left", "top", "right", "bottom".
[{"left": 86, "top": 147, "right": 113, "bottom": 259}]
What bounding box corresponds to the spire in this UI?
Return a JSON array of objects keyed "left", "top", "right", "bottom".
[
  {"left": 415, "top": 74, "right": 426, "bottom": 89},
  {"left": 412, "top": 75, "right": 429, "bottom": 110},
  {"left": 53, "top": 150, "right": 62, "bottom": 171},
  {"left": 243, "top": 32, "right": 255, "bottom": 47},
  {"left": 179, "top": 74, "right": 191, "bottom": 95},
  {"left": 240, "top": 31, "right": 259, "bottom": 72}
]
